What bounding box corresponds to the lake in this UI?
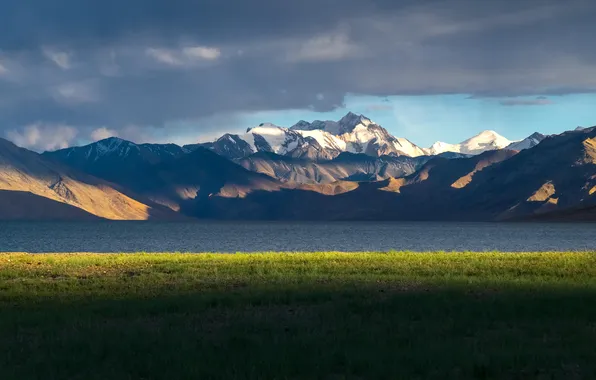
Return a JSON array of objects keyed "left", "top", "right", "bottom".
[{"left": 0, "top": 221, "right": 595, "bottom": 253}]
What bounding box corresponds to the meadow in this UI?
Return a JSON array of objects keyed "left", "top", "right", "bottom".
[{"left": 1, "top": 251, "right": 596, "bottom": 379}]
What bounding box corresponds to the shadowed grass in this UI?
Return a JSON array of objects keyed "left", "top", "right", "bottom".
[{"left": 1, "top": 251, "right": 596, "bottom": 379}]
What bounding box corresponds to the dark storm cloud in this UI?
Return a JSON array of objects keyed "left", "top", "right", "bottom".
[
  {"left": 0, "top": 0, "right": 406, "bottom": 50},
  {"left": 1, "top": 0, "right": 595, "bottom": 149}
]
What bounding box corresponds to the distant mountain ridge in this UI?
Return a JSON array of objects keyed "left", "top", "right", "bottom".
[
  {"left": 1, "top": 111, "right": 594, "bottom": 221},
  {"left": 46, "top": 136, "right": 188, "bottom": 165},
  {"left": 46, "top": 139, "right": 286, "bottom": 213},
  {"left": 199, "top": 126, "right": 596, "bottom": 221},
  {"left": 0, "top": 138, "right": 180, "bottom": 220},
  {"left": 185, "top": 123, "right": 341, "bottom": 161},
  {"left": 506, "top": 132, "right": 546, "bottom": 151},
  {"left": 185, "top": 112, "right": 544, "bottom": 161},
  {"left": 425, "top": 130, "right": 514, "bottom": 155},
  {"left": 238, "top": 152, "right": 432, "bottom": 184}
]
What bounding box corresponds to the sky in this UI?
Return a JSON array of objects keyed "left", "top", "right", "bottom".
[{"left": 1, "top": 0, "right": 596, "bottom": 151}]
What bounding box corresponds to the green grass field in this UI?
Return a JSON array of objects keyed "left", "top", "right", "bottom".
[{"left": 1, "top": 252, "right": 596, "bottom": 379}]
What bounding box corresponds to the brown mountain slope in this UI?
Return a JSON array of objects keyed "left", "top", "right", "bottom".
[
  {"left": 237, "top": 152, "right": 430, "bottom": 184},
  {"left": 11, "top": 125, "right": 595, "bottom": 221},
  {"left": 0, "top": 138, "right": 179, "bottom": 220},
  {"left": 462, "top": 126, "right": 596, "bottom": 220},
  {"left": 196, "top": 150, "right": 516, "bottom": 220},
  {"left": 0, "top": 190, "right": 100, "bottom": 220},
  {"left": 95, "top": 147, "right": 288, "bottom": 216},
  {"left": 44, "top": 140, "right": 349, "bottom": 218},
  {"left": 198, "top": 126, "right": 596, "bottom": 221}
]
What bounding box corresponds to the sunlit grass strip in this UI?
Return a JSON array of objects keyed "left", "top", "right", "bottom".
[{"left": 2, "top": 251, "right": 595, "bottom": 299}]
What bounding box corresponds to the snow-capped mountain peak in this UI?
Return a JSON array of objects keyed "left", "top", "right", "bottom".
[
  {"left": 336, "top": 112, "right": 373, "bottom": 134},
  {"left": 242, "top": 124, "right": 303, "bottom": 154},
  {"left": 190, "top": 112, "right": 543, "bottom": 161},
  {"left": 289, "top": 112, "right": 427, "bottom": 157},
  {"left": 246, "top": 122, "right": 281, "bottom": 133},
  {"left": 426, "top": 141, "right": 459, "bottom": 156},
  {"left": 426, "top": 130, "right": 513, "bottom": 155},
  {"left": 187, "top": 122, "right": 343, "bottom": 160},
  {"left": 460, "top": 130, "right": 512, "bottom": 154},
  {"left": 506, "top": 132, "right": 546, "bottom": 151},
  {"left": 294, "top": 129, "right": 346, "bottom": 152},
  {"left": 290, "top": 112, "right": 373, "bottom": 135}
]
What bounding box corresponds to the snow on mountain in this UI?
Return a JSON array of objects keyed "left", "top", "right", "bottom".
[
  {"left": 194, "top": 112, "right": 442, "bottom": 160},
  {"left": 336, "top": 112, "right": 373, "bottom": 134},
  {"left": 295, "top": 129, "right": 346, "bottom": 151},
  {"left": 291, "top": 112, "right": 427, "bottom": 157},
  {"left": 192, "top": 113, "right": 538, "bottom": 161},
  {"left": 425, "top": 141, "right": 460, "bottom": 156},
  {"left": 425, "top": 130, "right": 514, "bottom": 155},
  {"left": 291, "top": 112, "right": 372, "bottom": 137},
  {"left": 189, "top": 123, "right": 341, "bottom": 161},
  {"left": 338, "top": 121, "right": 381, "bottom": 154},
  {"left": 506, "top": 132, "right": 546, "bottom": 151},
  {"left": 290, "top": 119, "right": 344, "bottom": 134},
  {"left": 392, "top": 138, "right": 428, "bottom": 157},
  {"left": 194, "top": 116, "right": 411, "bottom": 161},
  {"left": 243, "top": 124, "right": 304, "bottom": 155},
  {"left": 460, "top": 130, "right": 514, "bottom": 154}
]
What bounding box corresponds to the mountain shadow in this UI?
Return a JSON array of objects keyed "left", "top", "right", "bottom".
[{"left": 0, "top": 190, "right": 101, "bottom": 221}]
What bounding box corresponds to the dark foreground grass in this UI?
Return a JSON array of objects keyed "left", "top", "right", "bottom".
[{"left": 1, "top": 252, "right": 596, "bottom": 379}]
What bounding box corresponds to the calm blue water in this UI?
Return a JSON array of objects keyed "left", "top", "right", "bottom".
[{"left": 0, "top": 221, "right": 594, "bottom": 253}]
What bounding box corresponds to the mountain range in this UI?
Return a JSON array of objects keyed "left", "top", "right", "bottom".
[
  {"left": 0, "top": 138, "right": 180, "bottom": 220},
  {"left": 1, "top": 112, "right": 595, "bottom": 221},
  {"left": 185, "top": 112, "right": 541, "bottom": 161}
]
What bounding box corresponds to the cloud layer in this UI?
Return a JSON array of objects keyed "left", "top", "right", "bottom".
[
  {"left": 0, "top": 0, "right": 595, "bottom": 150},
  {"left": 500, "top": 97, "right": 554, "bottom": 106}
]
